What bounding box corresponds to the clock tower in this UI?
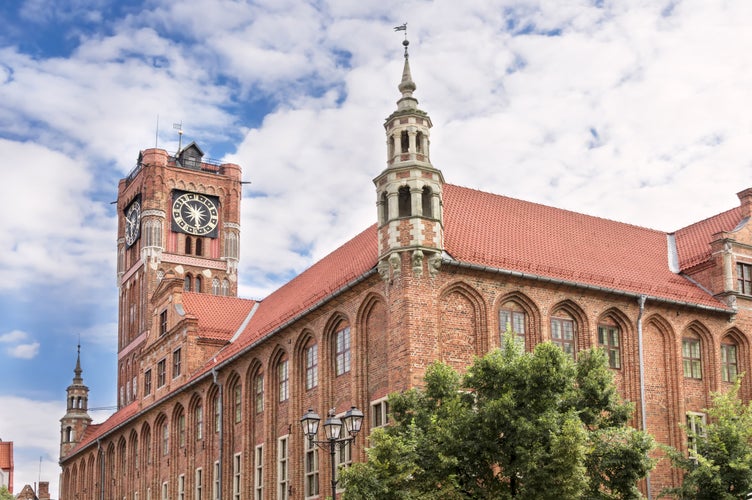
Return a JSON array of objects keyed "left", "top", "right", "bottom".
[{"left": 115, "top": 143, "right": 242, "bottom": 408}]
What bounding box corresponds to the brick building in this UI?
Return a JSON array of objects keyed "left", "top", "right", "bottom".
[
  {"left": 0, "top": 440, "right": 12, "bottom": 493},
  {"left": 58, "top": 41, "right": 752, "bottom": 499}
]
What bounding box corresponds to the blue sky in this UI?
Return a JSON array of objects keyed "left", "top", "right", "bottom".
[{"left": 1, "top": 0, "right": 752, "bottom": 496}]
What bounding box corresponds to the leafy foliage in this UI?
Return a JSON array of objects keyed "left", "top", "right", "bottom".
[
  {"left": 661, "top": 378, "right": 752, "bottom": 499},
  {"left": 0, "top": 486, "right": 13, "bottom": 500},
  {"left": 341, "top": 335, "right": 655, "bottom": 499}
]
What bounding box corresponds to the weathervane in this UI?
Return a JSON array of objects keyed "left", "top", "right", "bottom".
[
  {"left": 394, "top": 22, "right": 409, "bottom": 56},
  {"left": 174, "top": 121, "right": 184, "bottom": 153}
]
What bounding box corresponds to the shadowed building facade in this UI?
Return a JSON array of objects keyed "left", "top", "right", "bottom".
[{"left": 58, "top": 42, "right": 752, "bottom": 499}]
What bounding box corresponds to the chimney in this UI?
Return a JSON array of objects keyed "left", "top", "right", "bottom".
[
  {"left": 38, "top": 481, "right": 50, "bottom": 500},
  {"left": 737, "top": 188, "right": 752, "bottom": 218}
]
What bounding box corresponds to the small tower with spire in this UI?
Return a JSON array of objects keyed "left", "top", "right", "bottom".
[
  {"left": 374, "top": 35, "right": 444, "bottom": 281},
  {"left": 59, "top": 344, "right": 92, "bottom": 460}
]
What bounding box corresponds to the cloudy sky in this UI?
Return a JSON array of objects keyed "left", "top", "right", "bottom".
[{"left": 1, "top": 0, "right": 751, "bottom": 495}]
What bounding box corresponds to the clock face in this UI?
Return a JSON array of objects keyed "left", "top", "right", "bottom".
[
  {"left": 172, "top": 192, "right": 219, "bottom": 236},
  {"left": 124, "top": 200, "right": 141, "bottom": 247}
]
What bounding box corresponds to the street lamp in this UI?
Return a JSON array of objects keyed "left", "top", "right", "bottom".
[{"left": 301, "top": 406, "right": 364, "bottom": 499}]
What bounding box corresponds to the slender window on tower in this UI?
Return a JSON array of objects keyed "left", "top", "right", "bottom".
[
  {"left": 185, "top": 236, "right": 193, "bottom": 255},
  {"left": 380, "top": 192, "right": 389, "bottom": 225},
  {"left": 400, "top": 130, "right": 409, "bottom": 153},
  {"left": 422, "top": 186, "right": 433, "bottom": 218},
  {"left": 398, "top": 186, "right": 411, "bottom": 217},
  {"left": 195, "top": 276, "right": 202, "bottom": 293}
]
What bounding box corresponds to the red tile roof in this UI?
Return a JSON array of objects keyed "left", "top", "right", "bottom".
[
  {"left": 68, "top": 401, "right": 140, "bottom": 455},
  {"left": 181, "top": 293, "right": 256, "bottom": 341},
  {"left": 442, "top": 184, "right": 728, "bottom": 308},
  {"left": 674, "top": 207, "right": 743, "bottom": 270},
  {"left": 69, "top": 182, "right": 735, "bottom": 453},
  {"left": 0, "top": 441, "right": 12, "bottom": 469}
]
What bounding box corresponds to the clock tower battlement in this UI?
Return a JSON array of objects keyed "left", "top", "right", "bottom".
[{"left": 114, "top": 144, "right": 243, "bottom": 409}]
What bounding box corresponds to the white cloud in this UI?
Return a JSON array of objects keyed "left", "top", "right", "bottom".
[
  {"left": 7, "top": 342, "right": 40, "bottom": 360},
  {"left": 0, "top": 330, "right": 28, "bottom": 343}
]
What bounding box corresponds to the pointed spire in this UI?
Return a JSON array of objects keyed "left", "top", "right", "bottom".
[
  {"left": 397, "top": 39, "right": 418, "bottom": 111},
  {"left": 73, "top": 342, "right": 83, "bottom": 383}
]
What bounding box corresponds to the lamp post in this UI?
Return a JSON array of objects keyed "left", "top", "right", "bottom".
[{"left": 300, "top": 405, "right": 363, "bottom": 499}]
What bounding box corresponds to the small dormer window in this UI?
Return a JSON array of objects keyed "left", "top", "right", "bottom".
[{"left": 178, "top": 142, "right": 204, "bottom": 170}]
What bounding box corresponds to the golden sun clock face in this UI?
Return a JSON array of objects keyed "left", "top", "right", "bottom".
[
  {"left": 171, "top": 192, "right": 219, "bottom": 236},
  {"left": 124, "top": 200, "right": 141, "bottom": 247}
]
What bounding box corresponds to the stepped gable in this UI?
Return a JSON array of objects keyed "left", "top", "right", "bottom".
[
  {"left": 674, "top": 206, "right": 743, "bottom": 271},
  {"left": 443, "top": 184, "right": 727, "bottom": 308},
  {"left": 181, "top": 292, "right": 256, "bottom": 341},
  {"left": 214, "top": 224, "right": 379, "bottom": 363}
]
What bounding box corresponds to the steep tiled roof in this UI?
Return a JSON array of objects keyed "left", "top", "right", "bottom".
[
  {"left": 68, "top": 401, "right": 140, "bottom": 456},
  {"left": 181, "top": 293, "right": 256, "bottom": 341},
  {"left": 673, "top": 207, "right": 743, "bottom": 270},
  {"left": 214, "top": 225, "right": 379, "bottom": 363},
  {"left": 70, "top": 182, "right": 735, "bottom": 454},
  {"left": 443, "top": 184, "right": 727, "bottom": 308}
]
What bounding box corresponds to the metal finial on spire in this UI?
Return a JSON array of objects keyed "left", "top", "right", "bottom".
[{"left": 74, "top": 340, "right": 82, "bottom": 380}]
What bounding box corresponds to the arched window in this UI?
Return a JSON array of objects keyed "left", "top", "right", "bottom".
[
  {"left": 184, "top": 275, "right": 192, "bottom": 292},
  {"left": 221, "top": 279, "right": 230, "bottom": 296},
  {"left": 422, "top": 186, "right": 433, "bottom": 218},
  {"left": 380, "top": 192, "right": 389, "bottom": 224},
  {"left": 195, "top": 276, "right": 202, "bottom": 293},
  {"left": 499, "top": 302, "right": 526, "bottom": 348},
  {"left": 551, "top": 314, "right": 576, "bottom": 358},
  {"left": 682, "top": 333, "right": 702, "bottom": 379},
  {"left": 185, "top": 236, "right": 193, "bottom": 255},
  {"left": 254, "top": 371, "right": 264, "bottom": 414},
  {"left": 212, "top": 278, "right": 220, "bottom": 295},
  {"left": 398, "top": 186, "right": 411, "bottom": 217},
  {"left": 416, "top": 131, "right": 424, "bottom": 153},
  {"left": 278, "top": 358, "right": 289, "bottom": 402},
  {"left": 721, "top": 339, "right": 739, "bottom": 382},
  {"left": 162, "top": 422, "right": 169, "bottom": 455},
  {"left": 195, "top": 238, "right": 203, "bottom": 257},
  {"left": 400, "top": 130, "right": 409, "bottom": 153},
  {"left": 65, "top": 426, "right": 73, "bottom": 442},
  {"left": 597, "top": 322, "right": 621, "bottom": 369},
  {"left": 334, "top": 325, "right": 352, "bottom": 376}
]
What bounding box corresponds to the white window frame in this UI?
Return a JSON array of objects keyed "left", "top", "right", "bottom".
[
  {"left": 278, "top": 435, "right": 289, "bottom": 500},
  {"left": 278, "top": 360, "right": 289, "bottom": 402},
  {"left": 233, "top": 452, "right": 242, "bottom": 500},
  {"left": 195, "top": 467, "right": 203, "bottom": 500},
  {"left": 213, "top": 460, "right": 220, "bottom": 500},
  {"left": 304, "top": 435, "right": 319, "bottom": 499},
  {"left": 305, "top": 344, "right": 318, "bottom": 390},
  {"left": 177, "top": 474, "right": 185, "bottom": 500},
  {"left": 335, "top": 411, "right": 352, "bottom": 491},
  {"left": 161, "top": 481, "right": 168, "bottom": 500},
  {"left": 254, "top": 444, "right": 264, "bottom": 500},
  {"left": 371, "top": 397, "right": 390, "bottom": 428},
  {"left": 686, "top": 411, "right": 707, "bottom": 457},
  {"left": 335, "top": 326, "right": 352, "bottom": 375}
]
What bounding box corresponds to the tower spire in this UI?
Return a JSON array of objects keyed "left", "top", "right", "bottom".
[{"left": 73, "top": 342, "right": 82, "bottom": 382}]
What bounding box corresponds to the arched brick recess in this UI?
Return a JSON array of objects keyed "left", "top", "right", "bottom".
[
  {"left": 682, "top": 320, "right": 714, "bottom": 407},
  {"left": 597, "top": 307, "right": 637, "bottom": 405},
  {"left": 549, "top": 299, "right": 591, "bottom": 355},
  {"left": 438, "top": 282, "right": 487, "bottom": 371},
  {"left": 323, "top": 312, "right": 353, "bottom": 412},
  {"left": 720, "top": 327, "right": 750, "bottom": 398},
  {"left": 358, "top": 294, "right": 389, "bottom": 402}
]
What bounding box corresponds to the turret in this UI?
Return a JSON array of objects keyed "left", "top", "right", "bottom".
[
  {"left": 374, "top": 37, "right": 444, "bottom": 281},
  {"left": 59, "top": 345, "right": 92, "bottom": 460}
]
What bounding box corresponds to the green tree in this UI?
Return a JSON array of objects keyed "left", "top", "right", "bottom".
[
  {"left": 0, "top": 485, "right": 13, "bottom": 500},
  {"left": 661, "top": 378, "right": 752, "bottom": 499},
  {"left": 341, "top": 335, "right": 655, "bottom": 499}
]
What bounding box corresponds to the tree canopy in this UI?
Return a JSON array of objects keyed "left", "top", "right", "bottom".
[
  {"left": 0, "top": 486, "right": 13, "bottom": 500},
  {"left": 661, "top": 378, "right": 752, "bottom": 499},
  {"left": 341, "top": 335, "right": 655, "bottom": 499}
]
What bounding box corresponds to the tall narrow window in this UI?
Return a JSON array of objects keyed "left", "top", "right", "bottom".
[
  {"left": 195, "top": 468, "right": 203, "bottom": 500},
  {"left": 737, "top": 262, "right": 752, "bottom": 294},
  {"left": 278, "top": 436, "right": 289, "bottom": 500},
  {"left": 335, "top": 437, "right": 352, "bottom": 487},
  {"left": 234, "top": 384, "right": 242, "bottom": 423},
  {"left": 398, "top": 186, "right": 411, "bottom": 217},
  {"left": 254, "top": 445, "right": 264, "bottom": 500},
  {"left": 162, "top": 422, "right": 169, "bottom": 455},
  {"left": 305, "top": 437, "right": 319, "bottom": 498},
  {"left": 335, "top": 326, "right": 351, "bottom": 375},
  {"left": 278, "top": 360, "right": 289, "bottom": 402},
  {"left": 195, "top": 275, "right": 202, "bottom": 293},
  {"left": 380, "top": 192, "right": 388, "bottom": 224},
  {"left": 195, "top": 405, "right": 203, "bottom": 441},
  {"left": 400, "top": 130, "right": 409, "bottom": 153},
  {"left": 597, "top": 324, "right": 621, "bottom": 369},
  {"left": 682, "top": 337, "right": 702, "bottom": 379},
  {"left": 184, "top": 275, "right": 192, "bottom": 291},
  {"left": 178, "top": 474, "right": 185, "bottom": 500},
  {"left": 214, "top": 394, "right": 220, "bottom": 433},
  {"left": 551, "top": 317, "right": 575, "bottom": 358},
  {"left": 721, "top": 342, "right": 738, "bottom": 382},
  {"left": 212, "top": 278, "right": 220, "bottom": 295},
  {"left": 172, "top": 348, "right": 182, "bottom": 378},
  {"left": 371, "top": 399, "right": 390, "bottom": 428},
  {"left": 213, "top": 461, "right": 220, "bottom": 500},
  {"left": 221, "top": 279, "right": 230, "bottom": 296},
  {"left": 195, "top": 238, "right": 203, "bottom": 257},
  {"left": 178, "top": 413, "right": 186, "bottom": 448},
  {"left": 305, "top": 344, "right": 318, "bottom": 390},
  {"left": 159, "top": 310, "right": 168, "bottom": 336},
  {"left": 686, "top": 412, "right": 707, "bottom": 457},
  {"left": 161, "top": 482, "right": 168, "bottom": 500},
  {"left": 144, "top": 369, "right": 152, "bottom": 396},
  {"left": 185, "top": 237, "right": 193, "bottom": 255},
  {"left": 157, "top": 359, "right": 166, "bottom": 388},
  {"left": 255, "top": 374, "right": 264, "bottom": 413},
  {"left": 233, "top": 453, "right": 241, "bottom": 500},
  {"left": 499, "top": 306, "right": 526, "bottom": 347},
  {"left": 421, "top": 186, "right": 433, "bottom": 218}
]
